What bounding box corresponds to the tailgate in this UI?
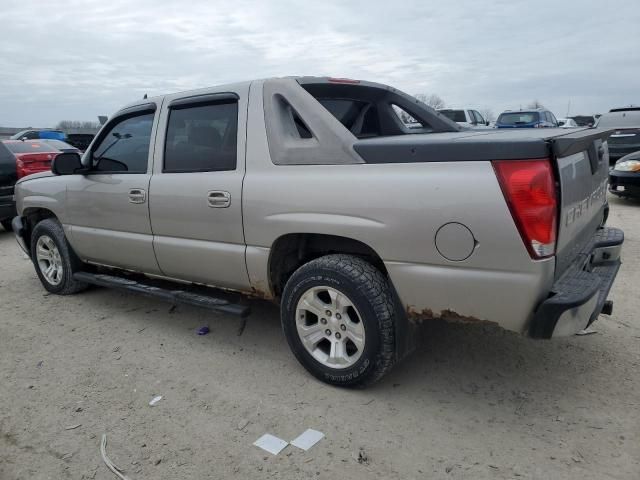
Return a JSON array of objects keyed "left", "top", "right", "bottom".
[{"left": 552, "top": 129, "right": 611, "bottom": 277}]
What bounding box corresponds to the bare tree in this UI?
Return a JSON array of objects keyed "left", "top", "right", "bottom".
[
  {"left": 479, "top": 108, "right": 495, "bottom": 122},
  {"left": 527, "top": 100, "right": 545, "bottom": 109},
  {"left": 415, "top": 93, "right": 445, "bottom": 110}
]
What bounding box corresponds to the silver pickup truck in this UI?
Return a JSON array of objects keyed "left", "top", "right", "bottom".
[{"left": 12, "top": 77, "right": 623, "bottom": 387}]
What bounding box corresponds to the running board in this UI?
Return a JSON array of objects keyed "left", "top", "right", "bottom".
[{"left": 73, "top": 272, "right": 250, "bottom": 317}]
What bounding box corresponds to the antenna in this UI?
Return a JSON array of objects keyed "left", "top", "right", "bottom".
[{"left": 566, "top": 100, "right": 571, "bottom": 118}]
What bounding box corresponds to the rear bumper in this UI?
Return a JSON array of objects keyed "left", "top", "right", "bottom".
[
  {"left": 0, "top": 194, "right": 16, "bottom": 221},
  {"left": 529, "top": 227, "right": 624, "bottom": 338},
  {"left": 609, "top": 170, "right": 640, "bottom": 197},
  {"left": 12, "top": 216, "right": 30, "bottom": 256}
]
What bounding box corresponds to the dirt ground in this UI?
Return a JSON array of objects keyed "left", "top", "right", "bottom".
[{"left": 1, "top": 195, "right": 639, "bottom": 480}]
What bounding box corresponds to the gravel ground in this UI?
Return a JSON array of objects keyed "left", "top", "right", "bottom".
[{"left": 1, "top": 195, "right": 639, "bottom": 480}]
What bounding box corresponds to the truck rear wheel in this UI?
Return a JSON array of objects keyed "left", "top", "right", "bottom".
[
  {"left": 281, "top": 254, "right": 396, "bottom": 387},
  {"left": 31, "top": 218, "right": 88, "bottom": 295}
]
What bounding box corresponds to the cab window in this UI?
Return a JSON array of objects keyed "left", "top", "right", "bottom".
[
  {"left": 92, "top": 113, "right": 154, "bottom": 173},
  {"left": 164, "top": 101, "right": 238, "bottom": 173}
]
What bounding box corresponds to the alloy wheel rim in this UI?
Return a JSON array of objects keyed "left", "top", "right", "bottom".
[
  {"left": 295, "top": 286, "right": 365, "bottom": 369},
  {"left": 36, "top": 235, "right": 63, "bottom": 286}
]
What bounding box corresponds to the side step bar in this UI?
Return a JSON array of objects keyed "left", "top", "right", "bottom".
[{"left": 74, "top": 272, "right": 250, "bottom": 317}]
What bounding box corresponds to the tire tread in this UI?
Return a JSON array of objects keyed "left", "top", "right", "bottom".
[{"left": 282, "top": 254, "right": 396, "bottom": 387}]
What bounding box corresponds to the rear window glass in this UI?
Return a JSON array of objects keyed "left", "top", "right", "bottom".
[
  {"left": 596, "top": 111, "right": 640, "bottom": 128},
  {"left": 41, "top": 139, "right": 76, "bottom": 150},
  {"left": 439, "top": 110, "right": 466, "bottom": 122},
  {"left": 300, "top": 82, "right": 444, "bottom": 138},
  {"left": 497, "top": 112, "right": 540, "bottom": 125},
  {"left": 318, "top": 99, "right": 368, "bottom": 127},
  {"left": 317, "top": 99, "right": 383, "bottom": 138},
  {"left": 2, "top": 141, "right": 58, "bottom": 154}
]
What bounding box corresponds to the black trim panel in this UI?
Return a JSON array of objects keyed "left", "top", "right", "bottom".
[
  {"left": 168, "top": 92, "right": 239, "bottom": 109},
  {"left": 115, "top": 102, "right": 157, "bottom": 116},
  {"left": 354, "top": 136, "right": 550, "bottom": 163},
  {"left": 74, "top": 271, "right": 250, "bottom": 317},
  {"left": 552, "top": 128, "right": 612, "bottom": 158}
]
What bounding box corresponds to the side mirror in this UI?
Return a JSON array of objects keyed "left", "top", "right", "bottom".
[{"left": 52, "top": 152, "right": 85, "bottom": 175}]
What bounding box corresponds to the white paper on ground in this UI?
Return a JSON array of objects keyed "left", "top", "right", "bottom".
[
  {"left": 253, "top": 434, "right": 288, "bottom": 455},
  {"left": 149, "top": 395, "right": 163, "bottom": 406},
  {"left": 290, "top": 429, "right": 324, "bottom": 451}
]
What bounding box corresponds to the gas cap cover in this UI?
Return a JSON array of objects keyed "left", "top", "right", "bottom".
[{"left": 435, "top": 222, "right": 476, "bottom": 261}]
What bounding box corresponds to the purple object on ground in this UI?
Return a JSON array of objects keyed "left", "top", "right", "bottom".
[{"left": 197, "top": 326, "right": 210, "bottom": 336}]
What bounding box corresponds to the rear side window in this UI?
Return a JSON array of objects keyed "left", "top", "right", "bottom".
[
  {"left": 472, "top": 111, "right": 486, "bottom": 124},
  {"left": 41, "top": 139, "right": 76, "bottom": 150},
  {"left": 392, "top": 104, "right": 429, "bottom": 130},
  {"left": 164, "top": 101, "right": 238, "bottom": 173},
  {"left": 597, "top": 111, "right": 640, "bottom": 128},
  {"left": 440, "top": 110, "right": 466, "bottom": 122},
  {"left": 3, "top": 141, "right": 57, "bottom": 154},
  {"left": 92, "top": 113, "right": 154, "bottom": 173},
  {"left": 498, "top": 112, "right": 540, "bottom": 125}
]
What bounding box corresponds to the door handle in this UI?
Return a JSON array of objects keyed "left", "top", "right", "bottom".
[
  {"left": 128, "top": 188, "right": 146, "bottom": 204},
  {"left": 207, "top": 190, "right": 231, "bottom": 208}
]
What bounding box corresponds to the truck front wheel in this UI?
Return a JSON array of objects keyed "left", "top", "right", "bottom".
[
  {"left": 31, "top": 218, "right": 88, "bottom": 295},
  {"left": 281, "top": 254, "right": 396, "bottom": 387}
]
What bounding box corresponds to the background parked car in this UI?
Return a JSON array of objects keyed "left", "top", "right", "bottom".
[
  {"left": 0, "top": 140, "right": 63, "bottom": 231},
  {"left": 10, "top": 129, "right": 66, "bottom": 141},
  {"left": 40, "top": 139, "right": 82, "bottom": 154},
  {"left": 495, "top": 109, "right": 559, "bottom": 128},
  {"left": 596, "top": 107, "right": 640, "bottom": 164},
  {"left": 65, "top": 133, "right": 95, "bottom": 152},
  {"left": 438, "top": 108, "right": 491, "bottom": 129},
  {"left": 609, "top": 150, "right": 640, "bottom": 198},
  {"left": 557, "top": 118, "right": 579, "bottom": 128},
  {"left": 570, "top": 115, "right": 597, "bottom": 127}
]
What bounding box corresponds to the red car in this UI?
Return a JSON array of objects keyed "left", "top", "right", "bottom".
[{"left": 0, "top": 140, "right": 78, "bottom": 231}]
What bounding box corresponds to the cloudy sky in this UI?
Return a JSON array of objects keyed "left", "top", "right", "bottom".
[{"left": 1, "top": 0, "right": 638, "bottom": 126}]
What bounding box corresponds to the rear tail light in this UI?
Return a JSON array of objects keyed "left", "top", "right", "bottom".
[
  {"left": 492, "top": 158, "right": 558, "bottom": 259},
  {"left": 15, "top": 153, "right": 56, "bottom": 179}
]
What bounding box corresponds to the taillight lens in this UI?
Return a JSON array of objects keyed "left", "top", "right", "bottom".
[
  {"left": 15, "top": 153, "right": 56, "bottom": 179},
  {"left": 492, "top": 159, "right": 558, "bottom": 259}
]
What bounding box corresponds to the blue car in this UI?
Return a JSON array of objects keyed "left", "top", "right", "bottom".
[
  {"left": 10, "top": 129, "right": 67, "bottom": 141},
  {"left": 495, "top": 109, "right": 559, "bottom": 128}
]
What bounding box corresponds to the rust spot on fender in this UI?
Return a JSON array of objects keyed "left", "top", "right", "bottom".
[{"left": 406, "top": 306, "right": 496, "bottom": 326}]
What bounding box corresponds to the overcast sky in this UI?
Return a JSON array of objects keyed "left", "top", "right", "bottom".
[{"left": 1, "top": 0, "right": 638, "bottom": 126}]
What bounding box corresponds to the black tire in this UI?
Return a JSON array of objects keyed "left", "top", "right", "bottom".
[
  {"left": 281, "top": 254, "right": 396, "bottom": 387},
  {"left": 30, "top": 218, "right": 88, "bottom": 295},
  {"left": 1, "top": 219, "right": 12, "bottom": 232}
]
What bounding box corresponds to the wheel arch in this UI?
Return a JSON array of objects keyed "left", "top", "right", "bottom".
[
  {"left": 267, "top": 233, "right": 415, "bottom": 363},
  {"left": 21, "top": 207, "right": 59, "bottom": 253},
  {"left": 267, "top": 232, "right": 387, "bottom": 298}
]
